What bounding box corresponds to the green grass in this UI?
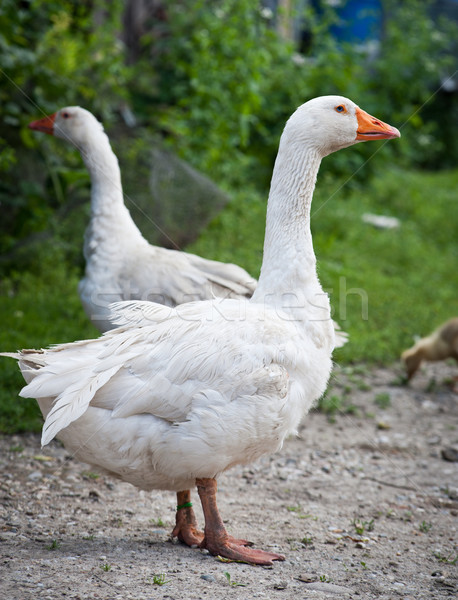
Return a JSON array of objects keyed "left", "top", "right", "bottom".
[
  {"left": 0, "top": 167, "right": 456, "bottom": 433},
  {"left": 374, "top": 393, "right": 391, "bottom": 409},
  {"left": 0, "top": 251, "right": 99, "bottom": 433}
]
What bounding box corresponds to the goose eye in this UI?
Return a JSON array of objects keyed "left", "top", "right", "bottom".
[
  {"left": 335, "top": 105, "right": 346, "bottom": 113},
  {"left": 62, "top": 112, "right": 70, "bottom": 119}
]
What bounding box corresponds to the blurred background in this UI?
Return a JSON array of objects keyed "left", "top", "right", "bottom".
[{"left": 0, "top": 0, "right": 457, "bottom": 431}]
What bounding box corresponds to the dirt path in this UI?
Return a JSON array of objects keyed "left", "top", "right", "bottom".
[{"left": 1, "top": 362, "right": 457, "bottom": 599}]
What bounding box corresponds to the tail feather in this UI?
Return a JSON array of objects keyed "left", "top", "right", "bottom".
[
  {"left": 2, "top": 347, "right": 127, "bottom": 446},
  {"left": 41, "top": 364, "right": 122, "bottom": 446},
  {"left": 332, "top": 321, "right": 349, "bottom": 349},
  {"left": 0, "top": 351, "right": 21, "bottom": 359}
]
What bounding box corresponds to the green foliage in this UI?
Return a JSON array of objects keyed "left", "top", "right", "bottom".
[
  {"left": 151, "top": 0, "right": 455, "bottom": 186},
  {"left": 368, "top": 0, "right": 456, "bottom": 168},
  {"left": 419, "top": 521, "right": 432, "bottom": 533},
  {"left": 0, "top": 0, "right": 129, "bottom": 120},
  {"left": 352, "top": 518, "right": 375, "bottom": 535},
  {"left": 316, "top": 391, "right": 358, "bottom": 421},
  {"left": 1, "top": 0, "right": 455, "bottom": 262},
  {"left": 433, "top": 551, "right": 458, "bottom": 565},
  {"left": 0, "top": 245, "right": 98, "bottom": 433},
  {"left": 148, "top": 573, "right": 170, "bottom": 586},
  {"left": 154, "top": 0, "right": 292, "bottom": 183},
  {"left": 374, "top": 393, "right": 391, "bottom": 409},
  {"left": 47, "top": 539, "right": 60, "bottom": 550},
  {"left": 301, "top": 535, "right": 313, "bottom": 546},
  {"left": 224, "top": 571, "right": 247, "bottom": 587},
  {"left": 0, "top": 0, "right": 132, "bottom": 259}
]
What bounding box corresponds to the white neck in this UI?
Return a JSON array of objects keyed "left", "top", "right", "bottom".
[
  {"left": 252, "top": 139, "right": 327, "bottom": 319},
  {"left": 77, "top": 129, "right": 144, "bottom": 249},
  {"left": 79, "top": 130, "right": 124, "bottom": 214}
]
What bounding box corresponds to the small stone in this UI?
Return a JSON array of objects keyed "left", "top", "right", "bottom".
[
  {"left": 441, "top": 447, "right": 458, "bottom": 462},
  {"left": 296, "top": 573, "right": 317, "bottom": 583},
  {"left": 302, "top": 581, "right": 354, "bottom": 594},
  {"left": 355, "top": 542, "right": 366, "bottom": 549},
  {"left": 200, "top": 574, "right": 216, "bottom": 582},
  {"left": 273, "top": 580, "right": 288, "bottom": 590},
  {"left": 427, "top": 436, "right": 441, "bottom": 445},
  {"left": 28, "top": 471, "right": 42, "bottom": 481},
  {"left": 377, "top": 435, "right": 391, "bottom": 445}
]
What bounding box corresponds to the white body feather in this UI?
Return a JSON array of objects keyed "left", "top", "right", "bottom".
[{"left": 18, "top": 298, "right": 333, "bottom": 491}]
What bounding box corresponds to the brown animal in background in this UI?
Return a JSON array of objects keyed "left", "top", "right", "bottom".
[{"left": 402, "top": 318, "right": 458, "bottom": 380}]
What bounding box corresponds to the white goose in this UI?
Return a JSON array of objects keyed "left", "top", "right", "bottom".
[
  {"left": 7, "top": 96, "right": 399, "bottom": 564},
  {"left": 29, "top": 106, "right": 256, "bottom": 333},
  {"left": 28, "top": 104, "right": 347, "bottom": 549}
]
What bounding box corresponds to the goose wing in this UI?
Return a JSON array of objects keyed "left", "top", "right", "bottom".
[
  {"left": 119, "top": 245, "right": 256, "bottom": 306},
  {"left": 17, "top": 300, "right": 297, "bottom": 448}
]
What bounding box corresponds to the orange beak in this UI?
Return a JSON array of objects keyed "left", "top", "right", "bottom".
[
  {"left": 355, "top": 107, "right": 400, "bottom": 141},
  {"left": 28, "top": 113, "right": 56, "bottom": 135}
]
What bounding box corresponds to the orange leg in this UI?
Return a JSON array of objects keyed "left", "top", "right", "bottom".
[
  {"left": 171, "top": 489, "right": 253, "bottom": 548},
  {"left": 171, "top": 490, "right": 203, "bottom": 546},
  {"left": 196, "top": 477, "right": 284, "bottom": 565}
]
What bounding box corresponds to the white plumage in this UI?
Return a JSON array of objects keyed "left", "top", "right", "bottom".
[
  {"left": 20, "top": 299, "right": 321, "bottom": 491},
  {"left": 7, "top": 96, "right": 399, "bottom": 564}
]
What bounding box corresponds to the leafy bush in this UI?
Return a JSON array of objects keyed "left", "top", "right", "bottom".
[
  {"left": 150, "top": 0, "right": 455, "bottom": 185},
  {"left": 152, "top": 0, "right": 293, "bottom": 184},
  {"left": 0, "top": 0, "right": 132, "bottom": 259},
  {"left": 1, "top": 0, "right": 455, "bottom": 262}
]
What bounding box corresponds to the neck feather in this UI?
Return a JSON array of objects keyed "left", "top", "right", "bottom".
[
  {"left": 77, "top": 131, "right": 125, "bottom": 216},
  {"left": 251, "top": 140, "right": 328, "bottom": 324},
  {"left": 77, "top": 130, "right": 144, "bottom": 242},
  {"left": 76, "top": 129, "right": 146, "bottom": 263}
]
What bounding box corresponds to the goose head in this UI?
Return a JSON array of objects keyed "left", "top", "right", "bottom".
[
  {"left": 29, "top": 106, "right": 104, "bottom": 148},
  {"left": 283, "top": 95, "right": 400, "bottom": 158}
]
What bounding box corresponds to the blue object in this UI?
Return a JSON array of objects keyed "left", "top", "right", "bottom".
[{"left": 330, "top": 0, "right": 383, "bottom": 42}]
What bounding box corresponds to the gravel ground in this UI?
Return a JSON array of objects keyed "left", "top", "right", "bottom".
[{"left": 1, "top": 361, "right": 457, "bottom": 600}]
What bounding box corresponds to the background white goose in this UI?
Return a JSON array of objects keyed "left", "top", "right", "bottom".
[
  {"left": 7, "top": 96, "right": 399, "bottom": 564},
  {"left": 29, "top": 107, "right": 257, "bottom": 333}
]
